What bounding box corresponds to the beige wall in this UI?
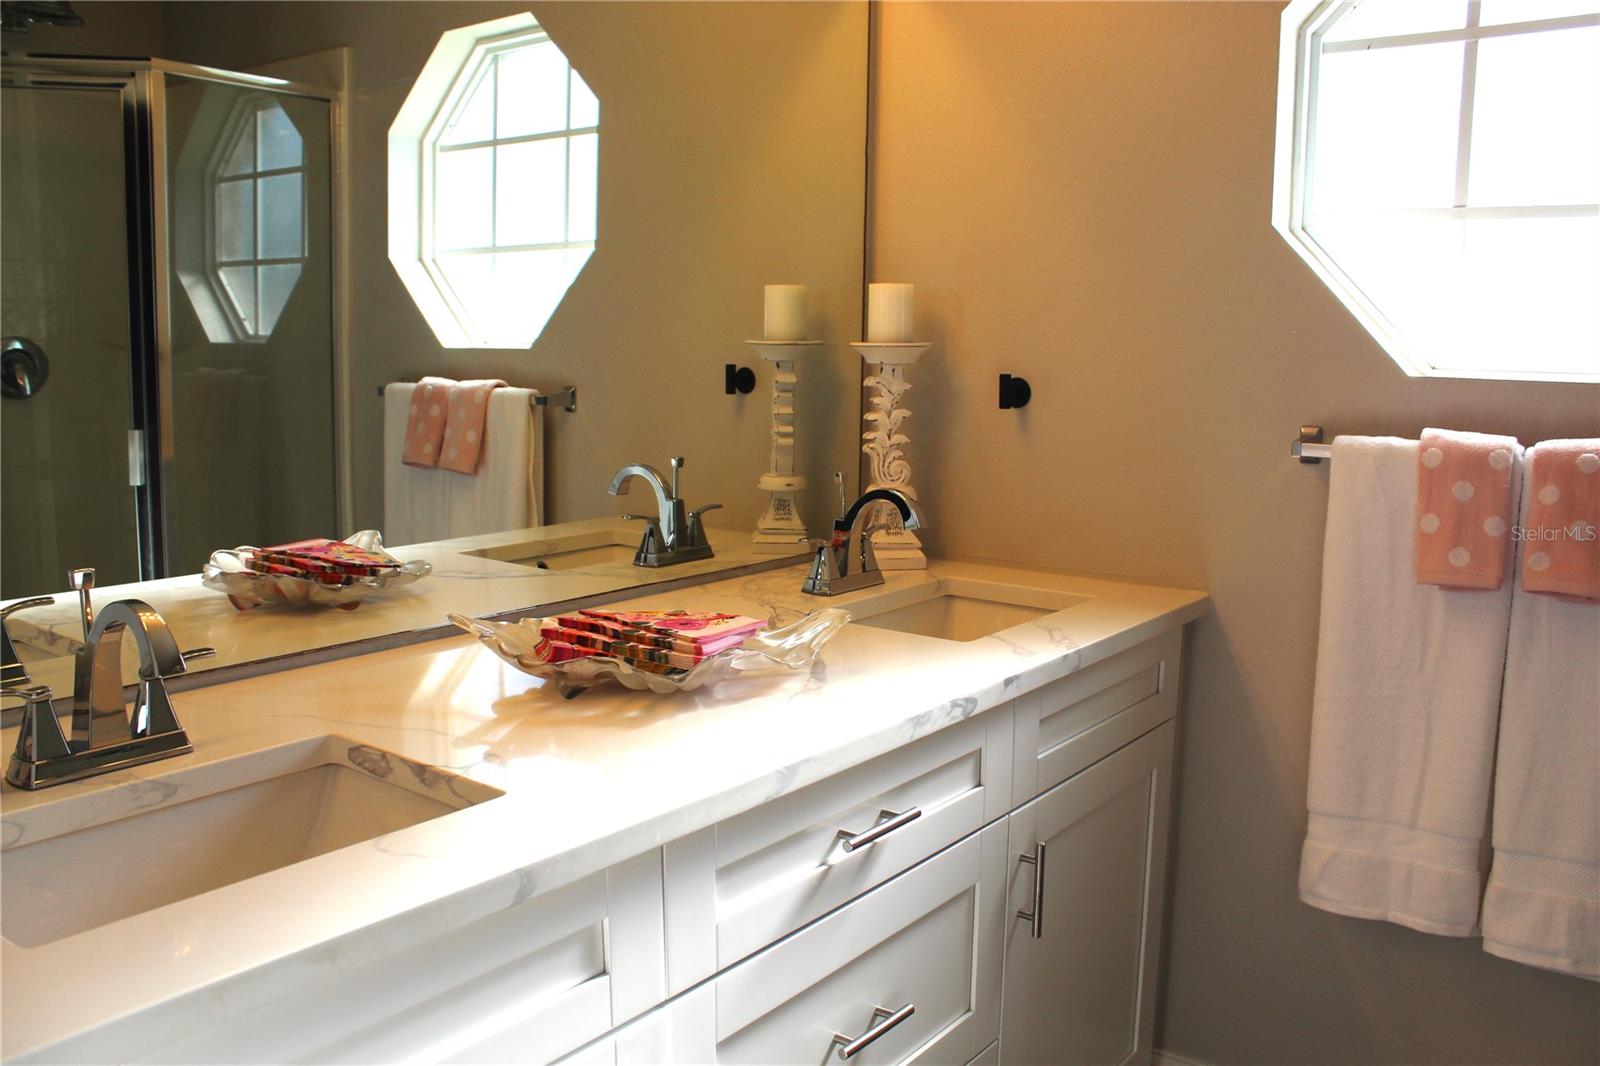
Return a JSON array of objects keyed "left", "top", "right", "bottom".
[
  {"left": 0, "top": 0, "right": 164, "bottom": 55},
  {"left": 162, "top": 1, "right": 869, "bottom": 536},
  {"left": 870, "top": 3, "right": 1599, "bottom": 1063}
]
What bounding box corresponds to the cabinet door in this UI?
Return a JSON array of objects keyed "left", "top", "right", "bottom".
[{"left": 999, "top": 722, "right": 1175, "bottom": 1066}]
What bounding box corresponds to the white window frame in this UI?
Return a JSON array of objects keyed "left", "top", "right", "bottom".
[
  {"left": 1272, "top": 0, "right": 1600, "bottom": 383},
  {"left": 207, "top": 97, "right": 308, "bottom": 342},
  {"left": 389, "top": 12, "right": 598, "bottom": 350}
]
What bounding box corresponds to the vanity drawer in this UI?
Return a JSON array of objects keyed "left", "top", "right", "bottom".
[
  {"left": 123, "top": 853, "right": 665, "bottom": 1066},
  {"left": 712, "top": 821, "right": 1005, "bottom": 1065},
  {"left": 662, "top": 711, "right": 1013, "bottom": 990},
  {"left": 1012, "top": 629, "right": 1182, "bottom": 807}
]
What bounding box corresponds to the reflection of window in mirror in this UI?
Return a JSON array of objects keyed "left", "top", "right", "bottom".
[
  {"left": 391, "top": 15, "right": 600, "bottom": 349},
  {"left": 210, "top": 100, "right": 306, "bottom": 341}
]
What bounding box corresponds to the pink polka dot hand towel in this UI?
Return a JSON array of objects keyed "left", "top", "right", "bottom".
[
  {"left": 438, "top": 379, "right": 507, "bottom": 475},
  {"left": 1520, "top": 439, "right": 1600, "bottom": 604},
  {"left": 1416, "top": 428, "right": 1520, "bottom": 591},
  {"left": 401, "top": 376, "right": 454, "bottom": 469}
]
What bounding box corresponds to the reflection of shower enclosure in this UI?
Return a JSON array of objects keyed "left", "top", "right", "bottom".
[{"left": 0, "top": 57, "right": 340, "bottom": 598}]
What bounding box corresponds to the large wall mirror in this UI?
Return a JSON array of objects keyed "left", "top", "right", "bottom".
[{"left": 0, "top": 1, "right": 868, "bottom": 695}]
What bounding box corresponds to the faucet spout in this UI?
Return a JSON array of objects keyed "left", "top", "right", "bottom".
[
  {"left": 72, "top": 599, "right": 187, "bottom": 749},
  {"left": 838, "top": 488, "right": 923, "bottom": 535},
  {"left": 607, "top": 463, "right": 674, "bottom": 518}
]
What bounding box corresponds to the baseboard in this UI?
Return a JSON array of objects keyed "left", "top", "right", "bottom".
[{"left": 1154, "top": 1050, "right": 1213, "bottom": 1066}]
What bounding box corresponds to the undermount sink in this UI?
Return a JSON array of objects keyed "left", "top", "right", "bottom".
[
  {"left": 467, "top": 531, "right": 639, "bottom": 572},
  {"left": 848, "top": 578, "right": 1089, "bottom": 642},
  {"left": 0, "top": 736, "right": 501, "bottom": 948}
]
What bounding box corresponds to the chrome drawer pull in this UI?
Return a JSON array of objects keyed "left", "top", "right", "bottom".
[
  {"left": 831, "top": 1003, "right": 915, "bottom": 1059},
  {"left": 838, "top": 805, "right": 922, "bottom": 853},
  {"left": 1017, "top": 841, "right": 1047, "bottom": 939}
]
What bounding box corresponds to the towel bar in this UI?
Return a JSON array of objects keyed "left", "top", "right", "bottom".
[
  {"left": 1292, "top": 425, "right": 1331, "bottom": 464},
  {"left": 377, "top": 381, "right": 577, "bottom": 413}
]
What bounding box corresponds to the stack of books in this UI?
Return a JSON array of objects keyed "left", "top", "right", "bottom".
[{"left": 537, "top": 609, "right": 765, "bottom": 675}]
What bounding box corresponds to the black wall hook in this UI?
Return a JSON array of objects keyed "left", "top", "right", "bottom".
[
  {"left": 725, "top": 364, "right": 756, "bottom": 395},
  {"left": 998, "top": 373, "right": 1031, "bottom": 409}
]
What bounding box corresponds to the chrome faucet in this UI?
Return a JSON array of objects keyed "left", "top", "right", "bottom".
[
  {"left": 1, "top": 594, "right": 57, "bottom": 688},
  {"left": 608, "top": 456, "right": 721, "bottom": 567},
  {"left": 5, "top": 568, "right": 213, "bottom": 790},
  {"left": 803, "top": 484, "right": 924, "bottom": 596}
]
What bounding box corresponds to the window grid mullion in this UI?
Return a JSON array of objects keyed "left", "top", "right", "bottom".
[
  {"left": 490, "top": 54, "right": 500, "bottom": 252},
  {"left": 1321, "top": 11, "right": 1600, "bottom": 53},
  {"left": 1453, "top": 1, "right": 1481, "bottom": 208},
  {"left": 437, "top": 125, "right": 600, "bottom": 154},
  {"left": 563, "top": 66, "right": 572, "bottom": 245}
]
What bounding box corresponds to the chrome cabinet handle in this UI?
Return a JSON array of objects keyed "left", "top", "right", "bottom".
[
  {"left": 1017, "top": 841, "right": 1048, "bottom": 939},
  {"left": 830, "top": 1003, "right": 915, "bottom": 1060},
  {"left": 839, "top": 805, "right": 922, "bottom": 853}
]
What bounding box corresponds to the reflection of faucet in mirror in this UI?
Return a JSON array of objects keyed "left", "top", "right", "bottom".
[
  {"left": 5, "top": 568, "right": 216, "bottom": 790},
  {"left": 607, "top": 457, "right": 721, "bottom": 567},
  {"left": 803, "top": 484, "right": 924, "bottom": 596}
]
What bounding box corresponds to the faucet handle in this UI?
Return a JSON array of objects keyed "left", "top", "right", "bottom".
[
  {"left": 685, "top": 503, "right": 722, "bottom": 548},
  {"left": 68, "top": 567, "right": 94, "bottom": 646},
  {"left": 4, "top": 684, "right": 70, "bottom": 781},
  {"left": 180, "top": 647, "right": 217, "bottom": 669},
  {"left": 2, "top": 596, "right": 56, "bottom": 689}
]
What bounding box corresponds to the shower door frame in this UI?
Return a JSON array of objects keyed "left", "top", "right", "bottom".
[{"left": 0, "top": 55, "right": 348, "bottom": 580}]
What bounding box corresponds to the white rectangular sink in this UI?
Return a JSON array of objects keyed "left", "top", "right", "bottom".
[
  {"left": 848, "top": 578, "right": 1089, "bottom": 642},
  {"left": 466, "top": 531, "right": 639, "bottom": 572},
  {"left": 0, "top": 736, "right": 501, "bottom": 948}
]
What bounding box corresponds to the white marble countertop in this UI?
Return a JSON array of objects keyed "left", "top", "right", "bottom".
[
  {"left": 4, "top": 517, "right": 801, "bottom": 694},
  {"left": 0, "top": 558, "right": 1205, "bottom": 1061}
]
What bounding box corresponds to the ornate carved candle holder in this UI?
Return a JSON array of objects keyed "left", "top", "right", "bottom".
[
  {"left": 747, "top": 340, "right": 821, "bottom": 552},
  {"left": 852, "top": 341, "right": 931, "bottom": 570}
]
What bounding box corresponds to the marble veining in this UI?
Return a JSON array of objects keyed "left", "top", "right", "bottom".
[{"left": 0, "top": 557, "right": 1205, "bottom": 1061}]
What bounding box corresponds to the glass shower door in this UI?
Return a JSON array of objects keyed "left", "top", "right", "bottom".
[
  {"left": 160, "top": 75, "right": 337, "bottom": 572},
  {"left": 0, "top": 83, "right": 143, "bottom": 599}
]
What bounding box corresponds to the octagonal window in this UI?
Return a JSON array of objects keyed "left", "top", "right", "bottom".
[
  {"left": 213, "top": 100, "right": 306, "bottom": 340},
  {"left": 1273, "top": 0, "right": 1599, "bottom": 382},
  {"left": 389, "top": 13, "right": 599, "bottom": 349}
]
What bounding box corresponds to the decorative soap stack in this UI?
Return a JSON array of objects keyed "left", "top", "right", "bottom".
[
  {"left": 535, "top": 609, "right": 765, "bottom": 675},
  {"left": 238, "top": 538, "right": 401, "bottom": 587}
]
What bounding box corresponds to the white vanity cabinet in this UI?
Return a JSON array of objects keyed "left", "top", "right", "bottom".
[
  {"left": 558, "top": 627, "right": 1188, "bottom": 1066},
  {"left": 46, "top": 626, "right": 1186, "bottom": 1066},
  {"left": 999, "top": 721, "right": 1176, "bottom": 1066}
]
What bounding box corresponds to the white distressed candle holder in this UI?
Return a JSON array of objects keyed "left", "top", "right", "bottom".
[
  {"left": 747, "top": 340, "right": 822, "bottom": 553},
  {"left": 852, "top": 341, "right": 931, "bottom": 570}
]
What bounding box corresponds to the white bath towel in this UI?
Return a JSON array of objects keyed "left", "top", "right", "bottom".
[
  {"left": 382, "top": 383, "right": 544, "bottom": 546},
  {"left": 1481, "top": 465, "right": 1600, "bottom": 979},
  {"left": 1299, "top": 436, "right": 1519, "bottom": 936}
]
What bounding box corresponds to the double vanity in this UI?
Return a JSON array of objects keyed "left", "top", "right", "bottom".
[{"left": 0, "top": 559, "right": 1205, "bottom": 1064}]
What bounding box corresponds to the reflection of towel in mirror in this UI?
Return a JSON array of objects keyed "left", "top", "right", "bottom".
[
  {"left": 400, "top": 376, "right": 453, "bottom": 468},
  {"left": 438, "top": 379, "right": 506, "bottom": 475},
  {"left": 383, "top": 382, "right": 543, "bottom": 546}
]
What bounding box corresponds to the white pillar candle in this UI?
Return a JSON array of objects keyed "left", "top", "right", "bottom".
[
  {"left": 763, "top": 284, "right": 807, "bottom": 341},
  {"left": 866, "top": 283, "right": 915, "bottom": 343}
]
